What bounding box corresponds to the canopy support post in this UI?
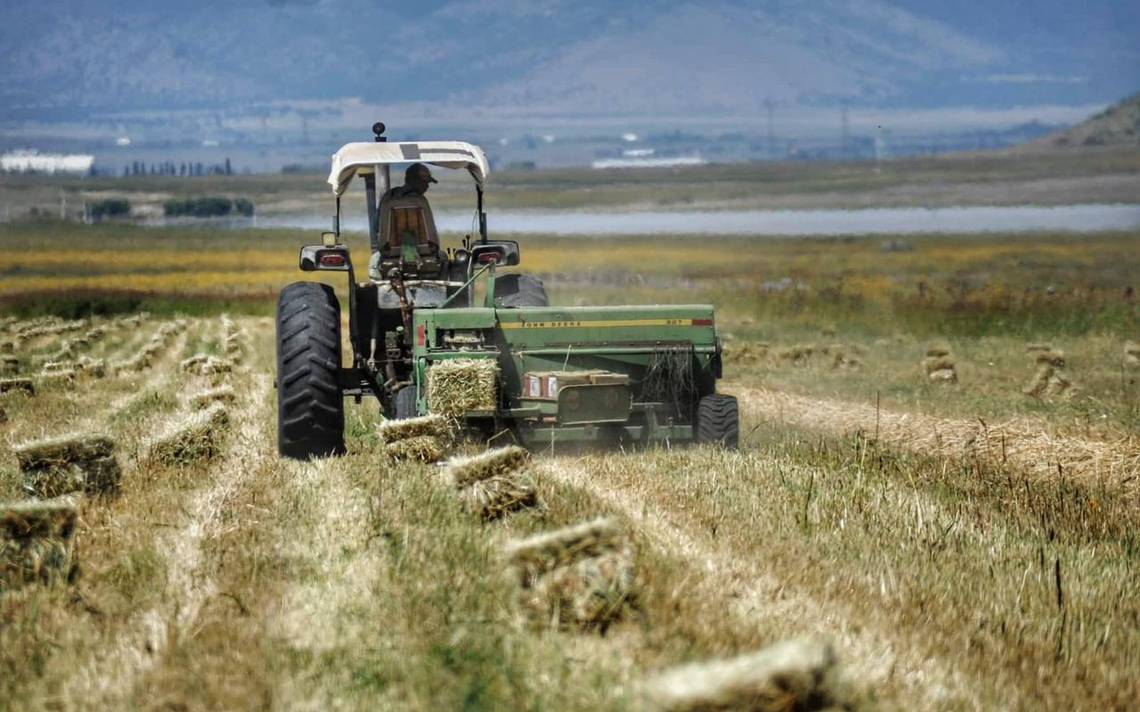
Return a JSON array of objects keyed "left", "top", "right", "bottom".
[
  {"left": 365, "top": 173, "right": 379, "bottom": 253},
  {"left": 477, "top": 187, "right": 487, "bottom": 243}
]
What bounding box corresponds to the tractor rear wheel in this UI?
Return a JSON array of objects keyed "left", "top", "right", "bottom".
[
  {"left": 696, "top": 394, "right": 739, "bottom": 448},
  {"left": 276, "top": 281, "right": 345, "bottom": 459},
  {"left": 495, "top": 274, "right": 549, "bottom": 308}
]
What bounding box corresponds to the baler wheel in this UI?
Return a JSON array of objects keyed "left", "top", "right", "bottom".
[
  {"left": 276, "top": 281, "right": 345, "bottom": 459},
  {"left": 696, "top": 394, "right": 739, "bottom": 448}
]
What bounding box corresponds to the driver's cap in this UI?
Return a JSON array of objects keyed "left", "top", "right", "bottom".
[{"left": 406, "top": 162, "right": 438, "bottom": 184}]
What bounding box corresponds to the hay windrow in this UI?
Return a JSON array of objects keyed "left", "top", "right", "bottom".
[
  {"left": 427, "top": 358, "right": 499, "bottom": 417},
  {"left": 444, "top": 446, "right": 530, "bottom": 488},
  {"left": 642, "top": 639, "right": 844, "bottom": 712},
  {"left": 143, "top": 403, "right": 231, "bottom": 465},
  {"left": 377, "top": 414, "right": 452, "bottom": 443},
  {"left": 1, "top": 496, "right": 79, "bottom": 590},
  {"left": 737, "top": 387, "right": 1140, "bottom": 491},
  {"left": 458, "top": 473, "right": 542, "bottom": 520},
  {"left": 385, "top": 435, "right": 445, "bottom": 463}
]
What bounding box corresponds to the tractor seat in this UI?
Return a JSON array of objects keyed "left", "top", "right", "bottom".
[{"left": 370, "top": 192, "right": 445, "bottom": 281}]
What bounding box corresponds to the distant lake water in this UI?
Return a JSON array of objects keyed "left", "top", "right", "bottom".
[{"left": 249, "top": 203, "right": 1140, "bottom": 237}]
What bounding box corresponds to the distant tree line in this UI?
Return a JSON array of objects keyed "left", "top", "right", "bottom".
[
  {"left": 123, "top": 158, "right": 234, "bottom": 177},
  {"left": 163, "top": 197, "right": 255, "bottom": 218},
  {"left": 88, "top": 198, "right": 131, "bottom": 221}
]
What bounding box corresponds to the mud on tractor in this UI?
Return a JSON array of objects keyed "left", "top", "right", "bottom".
[{"left": 276, "top": 123, "right": 738, "bottom": 459}]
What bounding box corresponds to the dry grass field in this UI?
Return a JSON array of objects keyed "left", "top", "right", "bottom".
[
  {"left": 0, "top": 214, "right": 1138, "bottom": 710},
  {"left": 0, "top": 310, "right": 1137, "bottom": 711}
]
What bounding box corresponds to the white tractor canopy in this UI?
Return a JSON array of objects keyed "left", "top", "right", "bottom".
[{"left": 328, "top": 141, "right": 490, "bottom": 195}]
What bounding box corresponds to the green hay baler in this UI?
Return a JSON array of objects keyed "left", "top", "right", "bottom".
[{"left": 275, "top": 124, "right": 738, "bottom": 459}]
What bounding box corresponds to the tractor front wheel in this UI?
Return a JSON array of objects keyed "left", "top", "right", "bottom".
[
  {"left": 696, "top": 394, "right": 739, "bottom": 448},
  {"left": 276, "top": 281, "right": 345, "bottom": 459}
]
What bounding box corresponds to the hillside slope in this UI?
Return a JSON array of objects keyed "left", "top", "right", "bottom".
[
  {"left": 1036, "top": 92, "right": 1140, "bottom": 149},
  {"left": 1, "top": 0, "right": 1136, "bottom": 117}
]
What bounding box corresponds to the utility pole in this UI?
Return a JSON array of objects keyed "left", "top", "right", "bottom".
[
  {"left": 841, "top": 105, "right": 850, "bottom": 158},
  {"left": 765, "top": 98, "right": 776, "bottom": 159}
]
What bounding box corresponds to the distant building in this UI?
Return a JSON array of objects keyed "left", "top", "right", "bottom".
[
  {"left": 1, "top": 149, "right": 94, "bottom": 174},
  {"left": 591, "top": 155, "right": 707, "bottom": 169}
]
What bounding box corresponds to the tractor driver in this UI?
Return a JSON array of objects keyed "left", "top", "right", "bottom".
[{"left": 389, "top": 162, "right": 437, "bottom": 199}]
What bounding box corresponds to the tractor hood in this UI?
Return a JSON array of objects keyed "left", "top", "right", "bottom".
[{"left": 328, "top": 141, "right": 490, "bottom": 195}]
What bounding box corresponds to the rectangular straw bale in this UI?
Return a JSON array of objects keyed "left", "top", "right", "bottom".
[
  {"left": 13, "top": 434, "right": 114, "bottom": 471},
  {"left": 922, "top": 356, "right": 955, "bottom": 375},
  {"left": 519, "top": 548, "right": 634, "bottom": 629},
  {"left": 188, "top": 385, "right": 236, "bottom": 409},
  {"left": 427, "top": 358, "right": 499, "bottom": 417},
  {"left": 459, "top": 473, "right": 542, "bottom": 520},
  {"left": 643, "top": 639, "right": 842, "bottom": 712},
  {"left": 180, "top": 354, "right": 209, "bottom": 371},
  {"left": 444, "top": 446, "right": 530, "bottom": 488},
  {"left": 1, "top": 497, "right": 79, "bottom": 590},
  {"left": 377, "top": 414, "right": 451, "bottom": 443},
  {"left": 1035, "top": 350, "right": 1066, "bottom": 368},
  {"left": 385, "top": 435, "right": 445, "bottom": 463},
  {"left": 0, "top": 378, "right": 35, "bottom": 395},
  {"left": 37, "top": 369, "right": 77, "bottom": 386},
  {"left": 505, "top": 517, "right": 628, "bottom": 582},
  {"left": 23, "top": 456, "right": 120, "bottom": 498},
  {"left": 144, "top": 403, "right": 230, "bottom": 465}
]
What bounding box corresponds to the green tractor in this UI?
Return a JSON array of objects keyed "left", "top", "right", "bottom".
[{"left": 276, "top": 123, "right": 738, "bottom": 459}]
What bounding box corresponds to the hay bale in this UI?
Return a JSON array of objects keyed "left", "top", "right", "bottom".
[
  {"left": 427, "top": 358, "right": 499, "bottom": 417},
  {"left": 14, "top": 434, "right": 121, "bottom": 497},
  {"left": 188, "top": 385, "right": 236, "bottom": 409},
  {"left": 643, "top": 639, "right": 842, "bottom": 712},
  {"left": 13, "top": 434, "right": 114, "bottom": 471},
  {"left": 922, "top": 356, "right": 956, "bottom": 375},
  {"left": 1, "top": 497, "right": 78, "bottom": 590},
  {"left": 1, "top": 356, "right": 18, "bottom": 375},
  {"left": 458, "top": 473, "right": 542, "bottom": 520},
  {"left": 1036, "top": 350, "right": 1066, "bottom": 369},
  {"left": 1123, "top": 341, "right": 1140, "bottom": 368},
  {"left": 143, "top": 403, "right": 231, "bottom": 465},
  {"left": 928, "top": 368, "right": 957, "bottom": 384},
  {"left": 518, "top": 548, "right": 634, "bottom": 629},
  {"left": 37, "top": 369, "right": 77, "bottom": 386},
  {"left": 1024, "top": 364, "right": 1053, "bottom": 397},
  {"left": 377, "top": 414, "right": 452, "bottom": 443},
  {"left": 0, "top": 378, "right": 35, "bottom": 395},
  {"left": 181, "top": 354, "right": 231, "bottom": 376},
  {"left": 505, "top": 517, "right": 628, "bottom": 582},
  {"left": 179, "top": 354, "right": 209, "bottom": 371},
  {"left": 444, "top": 446, "right": 530, "bottom": 488},
  {"left": 385, "top": 435, "right": 445, "bottom": 463}
]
